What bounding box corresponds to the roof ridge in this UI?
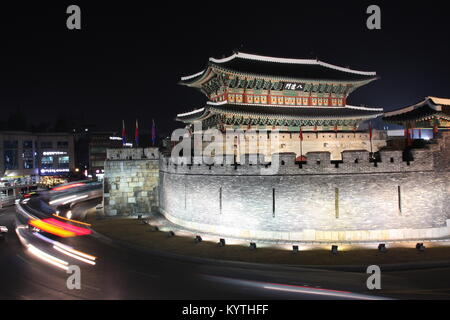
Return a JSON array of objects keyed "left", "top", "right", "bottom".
[
  {"left": 209, "top": 51, "right": 377, "bottom": 77},
  {"left": 180, "top": 70, "right": 205, "bottom": 81}
]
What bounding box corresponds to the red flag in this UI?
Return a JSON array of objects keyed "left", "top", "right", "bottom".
[
  {"left": 433, "top": 122, "right": 439, "bottom": 137},
  {"left": 135, "top": 119, "right": 139, "bottom": 147},
  {"left": 151, "top": 119, "right": 156, "bottom": 146},
  {"left": 121, "top": 120, "right": 126, "bottom": 146},
  {"left": 407, "top": 128, "right": 412, "bottom": 146},
  {"left": 299, "top": 127, "right": 303, "bottom": 141},
  {"left": 369, "top": 123, "right": 373, "bottom": 140}
]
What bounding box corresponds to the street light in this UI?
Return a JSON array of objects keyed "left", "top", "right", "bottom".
[
  {"left": 416, "top": 243, "right": 426, "bottom": 251},
  {"left": 378, "top": 243, "right": 387, "bottom": 253},
  {"left": 331, "top": 245, "right": 338, "bottom": 254}
]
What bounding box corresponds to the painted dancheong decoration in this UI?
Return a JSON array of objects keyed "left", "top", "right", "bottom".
[
  {"left": 178, "top": 51, "right": 382, "bottom": 131},
  {"left": 177, "top": 52, "right": 386, "bottom": 161}
]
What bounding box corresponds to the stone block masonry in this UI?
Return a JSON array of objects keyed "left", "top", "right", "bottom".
[
  {"left": 103, "top": 148, "right": 159, "bottom": 216},
  {"left": 158, "top": 133, "right": 450, "bottom": 242},
  {"left": 104, "top": 133, "right": 450, "bottom": 242}
]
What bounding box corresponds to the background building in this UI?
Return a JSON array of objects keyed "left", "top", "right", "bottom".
[
  {"left": 88, "top": 132, "right": 122, "bottom": 178},
  {"left": 0, "top": 131, "right": 75, "bottom": 186}
]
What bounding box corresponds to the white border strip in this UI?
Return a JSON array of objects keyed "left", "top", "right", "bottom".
[
  {"left": 176, "top": 108, "right": 205, "bottom": 118},
  {"left": 180, "top": 70, "right": 205, "bottom": 81}
]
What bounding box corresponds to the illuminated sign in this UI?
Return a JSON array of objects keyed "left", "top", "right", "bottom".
[
  {"left": 109, "top": 137, "right": 122, "bottom": 141},
  {"left": 283, "top": 82, "right": 305, "bottom": 91},
  {"left": 43, "top": 151, "right": 67, "bottom": 156},
  {"left": 40, "top": 168, "right": 70, "bottom": 175}
]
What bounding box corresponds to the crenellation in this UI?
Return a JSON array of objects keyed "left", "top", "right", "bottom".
[
  {"left": 104, "top": 133, "right": 449, "bottom": 242},
  {"left": 158, "top": 145, "right": 439, "bottom": 176}
]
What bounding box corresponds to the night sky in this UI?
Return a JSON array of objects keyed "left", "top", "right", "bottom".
[{"left": 1, "top": 1, "right": 449, "bottom": 136}]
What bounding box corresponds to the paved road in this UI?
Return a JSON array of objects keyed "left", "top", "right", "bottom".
[{"left": 1, "top": 205, "right": 450, "bottom": 300}]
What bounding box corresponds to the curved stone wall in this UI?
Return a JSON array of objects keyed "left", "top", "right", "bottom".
[{"left": 158, "top": 148, "right": 450, "bottom": 242}]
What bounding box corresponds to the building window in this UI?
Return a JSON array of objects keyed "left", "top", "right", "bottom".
[
  {"left": 23, "top": 160, "right": 34, "bottom": 169},
  {"left": 40, "top": 141, "right": 53, "bottom": 149},
  {"left": 57, "top": 141, "right": 69, "bottom": 148},
  {"left": 23, "top": 141, "right": 33, "bottom": 149},
  {"left": 41, "top": 156, "right": 54, "bottom": 169},
  {"left": 22, "top": 149, "right": 35, "bottom": 169},
  {"left": 4, "top": 150, "right": 18, "bottom": 170},
  {"left": 58, "top": 156, "right": 70, "bottom": 169},
  {"left": 4, "top": 140, "right": 18, "bottom": 149}
]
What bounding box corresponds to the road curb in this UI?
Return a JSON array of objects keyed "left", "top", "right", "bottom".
[{"left": 88, "top": 228, "right": 450, "bottom": 273}]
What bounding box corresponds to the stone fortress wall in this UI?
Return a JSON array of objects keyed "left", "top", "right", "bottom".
[
  {"left": 104, "top": 133, "right": 450, "bottom": 242},
  {"left": 103, "top": 148, "right": 159, "bottom": 216},
  {"left": 193, "top": 130, "right": 387, "bottom": 161},
  {"left": 158, "top": 132, "right": 450, "bottom": 242}
]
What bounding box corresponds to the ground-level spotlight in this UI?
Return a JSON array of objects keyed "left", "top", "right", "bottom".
[
  {"left": 195, "top": 235, "right": 202, "bottom": 243},
  {"left": 249, "top": 242, "right": 257, "bottom": 250},
  {"left": 167, "top": 231, "right": 175, "bottom": 237},
  {"left": 416, "top": 243, "right": 426, "bottom": 251},
  {"left": 378, "top": 243, "right": 387, "bottom": 253},
  {"left": 292, "top": 245, "right": 299, "bottom": 253},
  {"left": 218, "top": 238, "right": 226, "bottom": 247},
  {"left": 331, "top": 245, "right": 338, "bottom": 255}
]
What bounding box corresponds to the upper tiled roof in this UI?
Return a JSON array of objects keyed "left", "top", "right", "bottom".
[{"left": 180, "top": 52, "right": 378, "bottom": 84}]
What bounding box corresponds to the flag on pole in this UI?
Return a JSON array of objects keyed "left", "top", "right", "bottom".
[
  {"left": 122, "top": 120, "right": 126, "bottom": 146},
  {"left": 369, "top": 122, "right": 373, "bottom": 141},
  {"left": 135, "top": 119, "right": 139, "bottom": 147},
  {"left": 433, "top": 121, "right": 439, "bottom": 138},
  {"left": 299, "top": 126, "right": 303, "bottom": 141},
  {"left": 407, "top": 128, "right": 412, "bottom": 146},
  {"left": 151, "top": 118, "right": 156, "bottom": 146}
]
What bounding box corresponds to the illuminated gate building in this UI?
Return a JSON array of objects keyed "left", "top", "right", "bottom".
[{"left": 177, "top": 52, "right": 386, "bottom": 161}]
